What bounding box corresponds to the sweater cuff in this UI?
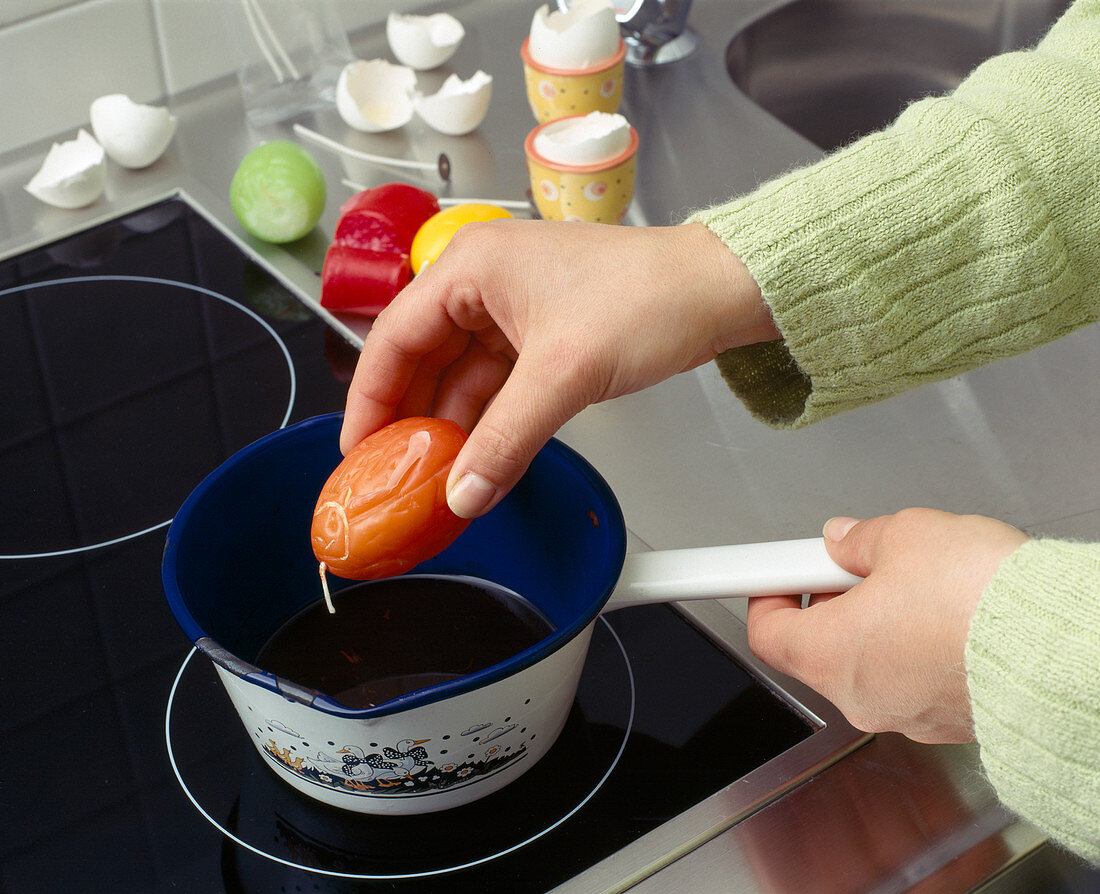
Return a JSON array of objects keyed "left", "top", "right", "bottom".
[
  {"left": 684, "top": 102, "right": 973, "bottom": 430},
  {"left": 689, "top": 39, "right": 1097, "bottom": 428},
  {"left": 965, "top": 539, "right": 1100, "bottom": 863}
]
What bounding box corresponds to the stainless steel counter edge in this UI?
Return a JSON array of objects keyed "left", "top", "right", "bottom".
[{"left": 556, "top": 599, "right": 1049, "bottom": 894}]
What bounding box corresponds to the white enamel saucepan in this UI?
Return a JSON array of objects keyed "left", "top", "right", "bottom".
[{"left": 163, "top": 413, "right": 859, "bottom": 815}]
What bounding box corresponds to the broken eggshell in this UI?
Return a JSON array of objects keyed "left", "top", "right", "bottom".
[
  {"left": 414, "top": 71, "right": 492, "bottom": 136},
  {"left": 89, "top": 94, "right": 177, "bottom": 168},
  {"left": 528, "top": 0, "right": 621, "bottom": 70},
  {"left": 25, "top": 129, "right": 107, "bottom": 209},
  {"left": 386, "top": 11, "right": 465, "bottom": 71},
  {"left": 533, "top": 111, "right": 632, "bottom": 166},
  {"left": 336, "top": 59, "right": 417, "bottom": 133}
]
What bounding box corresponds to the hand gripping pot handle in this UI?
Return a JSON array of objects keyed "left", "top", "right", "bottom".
[{"left": 606, "top": 537, "right": 862, "bottom": 610}]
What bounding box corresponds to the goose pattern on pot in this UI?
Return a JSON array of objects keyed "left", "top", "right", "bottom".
[{"left": 258, "top": 717, "right": 532, "bottom": 796}]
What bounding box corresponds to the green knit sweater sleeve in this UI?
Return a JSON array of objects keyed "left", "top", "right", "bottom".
[
  {"left": 966, "top": 539, "right": 1100, "bottom": 863},
  {"left": 687, "top": 0, "right": 1100, "bottom": 864},
  {"left": 689, "top": 0, "right": 1100, "bottom": 429}
]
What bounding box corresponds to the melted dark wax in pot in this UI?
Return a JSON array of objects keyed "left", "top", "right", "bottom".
[{"left": 255, "top": 577, "right": 554, "bottom": 709}]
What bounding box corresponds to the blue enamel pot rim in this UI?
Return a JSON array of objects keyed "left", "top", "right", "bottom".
[{"left": 162, "top": 412, "right": 628, "bottom": 720}]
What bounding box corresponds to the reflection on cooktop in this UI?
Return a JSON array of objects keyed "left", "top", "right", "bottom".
[{"left": 1, "top": 275, "right": 295, "bottom": 557}]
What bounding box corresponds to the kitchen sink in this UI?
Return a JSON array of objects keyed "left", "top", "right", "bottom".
[{"left": 726, "top": 0, "right": 1071, "bottom": 152}]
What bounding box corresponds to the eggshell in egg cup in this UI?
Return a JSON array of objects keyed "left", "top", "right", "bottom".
[
  {"left": 524, "top": 116, "right": 638, "bottom": 224},
  {"left": 521, "top": 37, "right": 626, "bottom": 124}
]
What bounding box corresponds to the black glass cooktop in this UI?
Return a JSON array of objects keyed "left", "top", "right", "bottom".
[{"left": 0, "top": 198, "right": 813, "bottom": 892}]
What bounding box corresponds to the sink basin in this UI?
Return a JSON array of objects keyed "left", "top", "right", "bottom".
[{"left": 726, "top": 0, "right": 1071, "bottom": 152}]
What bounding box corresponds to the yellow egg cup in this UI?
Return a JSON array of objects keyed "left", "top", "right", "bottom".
[
  {"left": 524, "top": 118, "right": 639, "bottom": 224},
  {"left": 521, "top": 38, "right": 626, "bottom": 124}
]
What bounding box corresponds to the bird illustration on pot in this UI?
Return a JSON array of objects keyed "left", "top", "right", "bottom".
[
  {"left": 382, "top": 738, "right": 434, "bottom": 777},
  {"left": 335, "top": 745, "right": 398, "bottom": 781},
  {"left": 337, "top": 738, "right": 433, "bottom": 782}
]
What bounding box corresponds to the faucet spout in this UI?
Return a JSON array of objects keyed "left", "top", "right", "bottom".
[{"left": 616, "top": 0, "right": 697, "bottom": 66}]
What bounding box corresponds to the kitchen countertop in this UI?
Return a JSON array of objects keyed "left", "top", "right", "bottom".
[{"left": 2, "top": 0, "right": 1097, "bottom": 890}]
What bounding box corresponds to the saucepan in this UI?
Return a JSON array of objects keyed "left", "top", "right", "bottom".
[{"left": 163, "top": 412, "right": 858, "bottom": 815}]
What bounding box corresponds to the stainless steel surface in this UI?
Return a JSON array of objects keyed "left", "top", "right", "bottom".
[
  {"left": 625, "top": 735, "right": 1048, "bottom": 894},
  {"left": 3, "top": 0, "right": 1098, "bottom": 889},
  {"left": 550, "top": 598, "right": 873, "bottom": 893},
  {"left": 975, "top": 843, "right": 1100, "bottom": 893},
  {"left": 726, "top": 0, "right": 1072, "bottom": 151}
]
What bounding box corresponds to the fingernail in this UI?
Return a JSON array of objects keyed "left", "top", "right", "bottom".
[
  {"left": 448, "top": 472, "right": 497, "bottom": 519},
  {"left": 823, "top": 516, "right": 859, "bottom": 541}
]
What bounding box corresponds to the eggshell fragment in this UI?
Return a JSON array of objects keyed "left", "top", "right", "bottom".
[
  {"left": 336, "top": 59, "right": 417, "bottom": 132},
  {"left": 414, "top": 71, "right": 492, "bottom": 136},
  {"left": 528, "top": 0, "right": 620, "bottom": 70},
  {"left": 387, "top": 11, "right": 465, "bottom": 70},
  {"left": 533, "top": 111, "right": 631, "bottom": 166},
  {"left": 89, "top": 94, "right": 177, "bottom": 168},
  {"left": 25, "top": 129, "right": 107, "bottom": 209}
]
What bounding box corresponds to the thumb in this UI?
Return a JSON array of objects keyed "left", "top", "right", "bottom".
[
  {"left": 822, "top": 515, "right": 879, "bottom": 576},
  {"left": 445, "top": 353, "right": 591, "bottom": 519}
]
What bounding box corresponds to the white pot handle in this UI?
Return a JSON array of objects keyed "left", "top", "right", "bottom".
[{"left": 605, "top": 537, "right": 863, "bottom": 611}]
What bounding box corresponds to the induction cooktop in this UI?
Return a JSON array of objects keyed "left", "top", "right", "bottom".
[{"left": 0, "top": 195, "right": 867, "bottom": 893}]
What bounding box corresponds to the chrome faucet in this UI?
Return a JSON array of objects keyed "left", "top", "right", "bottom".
[
  {"left": 555, "top": 0, "right": 698, "bottom": 66},
  {"left": 615, "top": 0, "right": 698, "bottom": 66}
]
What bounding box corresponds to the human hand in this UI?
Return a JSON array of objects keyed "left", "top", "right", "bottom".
[
  {"left": 341, "top": 220, "right": 777, "bottom": 517},
  {"left": 747, "top": 509, "right": 1028, "bottom": 744}
]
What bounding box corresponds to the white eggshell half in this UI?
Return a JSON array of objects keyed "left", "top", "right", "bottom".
[
  {"left": 528, "top": 0, "right": 620, "bottom": 70},
  {"left": 89, "top": 94, "right": 177, "bottom": 168},
  {"left": 413, "top": 71, "right": 492, "bottom": 136},
  {"left": 336, "top": 59, "right": 417, "bottom": 132},
  {"left": 25, "top": 129, "right": 107, "bottom": 209},
  {"left": 533, "top": 111, "right": 631, "bottom": 166},
  {"left": 387, "top": 11, "right": 465, "bottom": 70}
]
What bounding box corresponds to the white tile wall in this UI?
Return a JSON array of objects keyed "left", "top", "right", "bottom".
[
  {"left": 1, "top": 0, "right": 162, "bottom": 155},
  {"left": 0, "top": 0, "right": 427, "bottom": 155}
]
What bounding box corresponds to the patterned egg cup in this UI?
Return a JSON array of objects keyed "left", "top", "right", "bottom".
[
  {"left": 521, "top": 37, "right": 626, "bottom": 124},
  {"left": 525, "top": 117, "right": 638, "bottom": 224}
]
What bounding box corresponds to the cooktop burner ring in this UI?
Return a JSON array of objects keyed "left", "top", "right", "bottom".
[
  {"left": 0, "top": 274, "right": 297, "bottom": 561},
  {"left": 166, "top": 615, "right": 635, "bottom": 881}
]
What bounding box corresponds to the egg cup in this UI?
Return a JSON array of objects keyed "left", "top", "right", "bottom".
[
  {"left": 521, "top": 38, "right": 626, "bottom": 124},
  {"left": 524, "top": 116, "right": 638, "bottom": 224}
]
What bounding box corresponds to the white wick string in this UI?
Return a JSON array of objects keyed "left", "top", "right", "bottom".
[
  {"left": 294, "top": 124, "right": 452, "bottom": 181},
  {"left": 240, "top": 0, "right": 284, "bottom": 82},
  {"left": 319, "top": 561, "right": 335, "bottom": 614},
  {"left": 340, "top": 178, "right": 531, "bottom": 211},
  {"left": 247, "top": 0, "right": 300, "bottom": 81},
  {"left": 437, "top": 197, "right": 531, "bottom": 210}
]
